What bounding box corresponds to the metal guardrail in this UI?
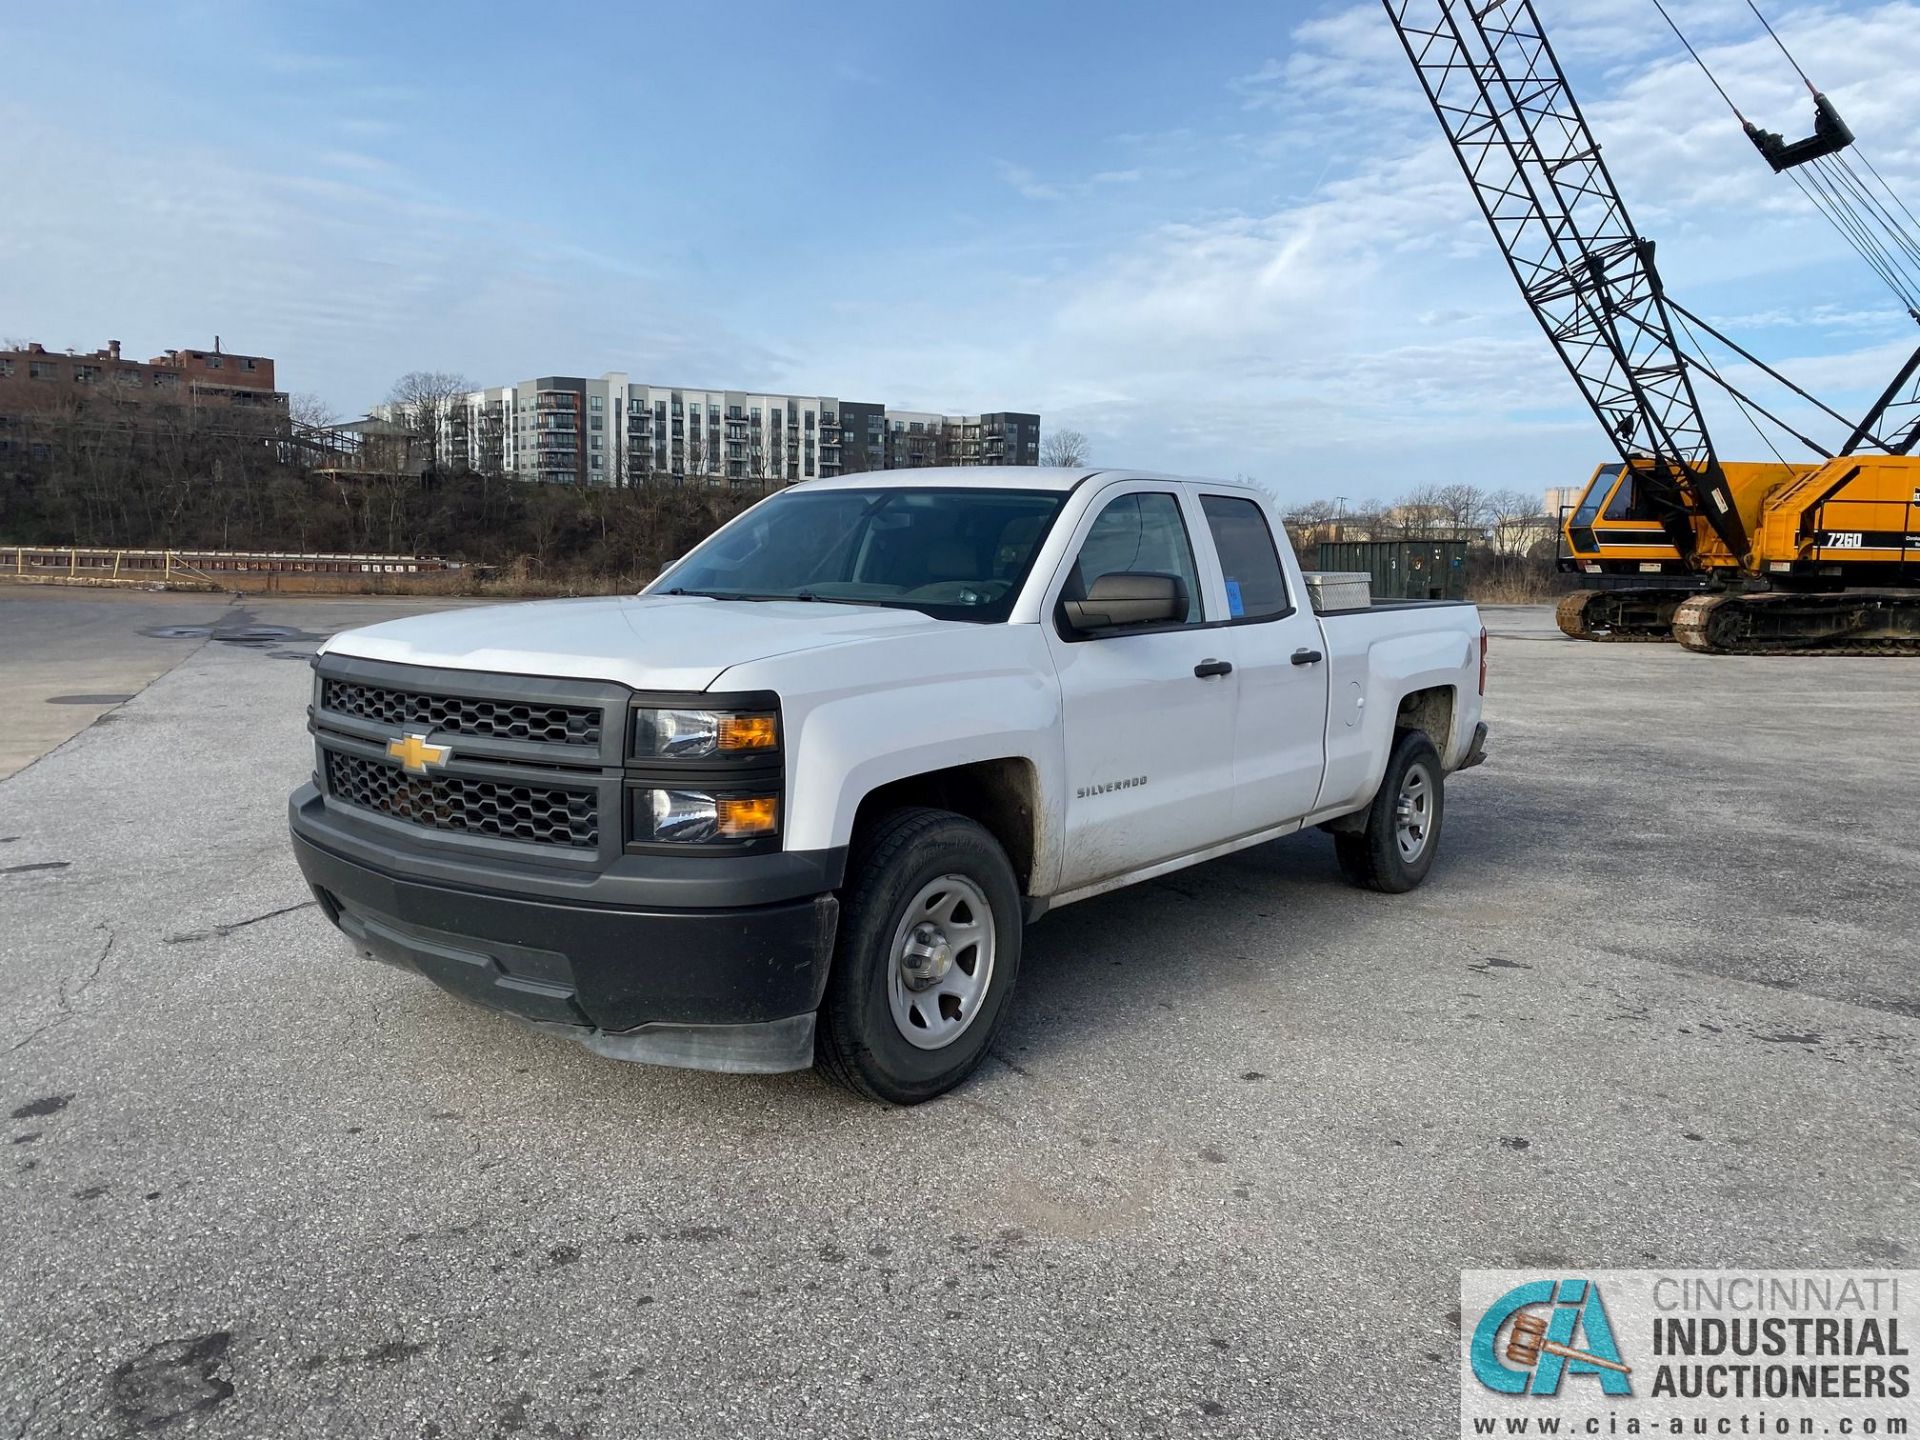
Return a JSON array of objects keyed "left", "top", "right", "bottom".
[{"left": 1, "top": 545, "right": 460, "bottom": 588}]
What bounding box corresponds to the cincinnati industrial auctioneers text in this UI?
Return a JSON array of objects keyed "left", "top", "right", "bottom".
[
  {"left": 1460, "top": 1269, "right": 1918, "bottom": 1438},
  {"left": 1648, "top": 1274, "right": 1909, "bottom": 1402}
]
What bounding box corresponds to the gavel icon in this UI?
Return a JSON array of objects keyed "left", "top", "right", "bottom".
[{"left": 1505, "top": 1313, "right": 1633, "bottom": 1375}]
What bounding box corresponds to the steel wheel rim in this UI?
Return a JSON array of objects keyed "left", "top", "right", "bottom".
[
  {"left": 886, "top": 874, "right": 996, "bottom": 1050},
  {"left": 1394, "top": 763, "right": 1433, "bottom": 862}
]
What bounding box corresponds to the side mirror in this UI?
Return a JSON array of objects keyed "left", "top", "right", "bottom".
[{"left": 1061, "top": 571, "right": 1186, "bottom": 632}]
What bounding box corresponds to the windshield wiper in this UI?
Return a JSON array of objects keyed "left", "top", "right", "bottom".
[{"left": 661, "top": 587, "right": 894, "bottom": 608}]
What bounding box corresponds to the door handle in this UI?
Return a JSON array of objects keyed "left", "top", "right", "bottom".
[
  {"left": 1193, "top": 659, "right": 1233, "bottom": 678},
  {"left": 1290, "top": 649, "right": 1324, "bottom": 666}
]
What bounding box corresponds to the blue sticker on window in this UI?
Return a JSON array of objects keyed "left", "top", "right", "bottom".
[{"left": 1225, "top": 579, "right": 1245, "bottom": 618}]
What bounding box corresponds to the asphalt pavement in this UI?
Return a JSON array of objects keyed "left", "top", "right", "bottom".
[
  {"left": 1, "top": 590, "right": 1914, "bottom": 1438},
  {"left": 0, "top": 587, "right": 487, "bottom": 781}
]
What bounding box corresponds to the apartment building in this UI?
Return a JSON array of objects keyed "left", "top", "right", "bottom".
[
  {"left": 436, "top": 373, "right": 1039, "bottom": 486},
  {"left": 0, "top": 338, "right": 286, "bottom": 417},
  {"left": 618, "top": 381, "right": 849, "bottom": 487},
  {"left": 882, "top": 410, "right": 1040, "bottom": 470}
]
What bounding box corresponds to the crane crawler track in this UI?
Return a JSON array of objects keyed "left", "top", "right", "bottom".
[
  {"left": 1673, "top": 591, "right": 1920, "bottom": 655},
  {"left": 1555, "top": 589, "right": 1687, "bottom": 643}
]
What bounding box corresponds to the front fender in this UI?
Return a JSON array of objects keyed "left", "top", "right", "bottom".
[{"left": 715, "top": 626, "right": 1068, "bottom": 890}]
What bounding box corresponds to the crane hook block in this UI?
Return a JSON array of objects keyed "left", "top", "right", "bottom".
[{"left": 1744, "top": 93, "right": 1853, "bottom": 173}]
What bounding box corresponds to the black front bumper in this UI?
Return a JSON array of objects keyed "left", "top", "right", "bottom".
[{"left": 289, "top": 784, "right": 841, "bottom": 1072}]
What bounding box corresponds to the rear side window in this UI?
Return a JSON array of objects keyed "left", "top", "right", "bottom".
[{"left": 1200, "top": 494, "right": 1291, "bottom": 620}]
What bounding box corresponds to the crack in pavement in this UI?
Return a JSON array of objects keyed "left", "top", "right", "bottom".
[
  {"left": 165, "top": 900, "right": 318, "bottom": 945},
  {"left": 6, "top": 922, "right": 115, "bottom": 1055}
]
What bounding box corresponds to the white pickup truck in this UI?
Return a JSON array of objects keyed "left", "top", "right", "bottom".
[{"left": 289, "top": 467, "right": 1487, "bottom": 1103}]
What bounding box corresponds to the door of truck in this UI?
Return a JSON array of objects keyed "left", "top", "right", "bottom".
[
  {"left": 1192, "top": 490, "right": 1332, "bottom": 834},
  {"left": 1042, "top": 480, "right": 1240, "bottom": 891}
]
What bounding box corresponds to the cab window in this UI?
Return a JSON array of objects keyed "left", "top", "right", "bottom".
[
  {"left": 1571, "top": 466, "right": 1621, "bottom": 528},
  {"left": 1199, "top": 494, "right": 1291, "bottom": 620},
  {"left": 1062, "top": 492, "right": 1203, "bottom": 627},
  {"left": 1603, "top": 470, "right": 1638, "bottom": 520}
]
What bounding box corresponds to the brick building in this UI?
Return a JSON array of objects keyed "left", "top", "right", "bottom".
[{"left": 0, "top": 339, "right": 286, "bottom": 417}]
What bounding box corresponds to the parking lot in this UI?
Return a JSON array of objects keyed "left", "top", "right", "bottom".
[{"left": 2, "top": 585, "right": 1915, "bottom": 1438}]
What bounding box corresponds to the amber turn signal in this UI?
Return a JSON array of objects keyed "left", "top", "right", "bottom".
[
  {"left": 717, "top": 713, "right": 779, "bottom": 751},
  {"left": 716, "top": 795, "right": 779, "bottom": 838}
]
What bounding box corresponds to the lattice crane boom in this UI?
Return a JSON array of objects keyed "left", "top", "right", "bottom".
[{"left": 1384, "top": 0, "right": 1752, "bottom": 565}]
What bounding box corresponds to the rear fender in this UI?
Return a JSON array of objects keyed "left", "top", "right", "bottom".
[{"left": 1315, "top": 627, "right": 1477, "bottom": 815}]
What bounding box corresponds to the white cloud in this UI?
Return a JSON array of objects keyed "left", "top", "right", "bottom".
[
  {"left": 995, "top": 160, "right": 1151, "bottom": 202},
  {"left": 1702, "top": 303, "right": 1902, "bottom": 332},
  {"left": 949, "top": 1, "right": 1920, "bottom": 499},
  {"left": 0, "top": 104, "right": 783, "bottom": 416},
  {"left": 9, "top": 1, "right": 1918, "bottom": 507},
  {"left": 994, "top": 161, "right": 1064, "bottom": 201}
]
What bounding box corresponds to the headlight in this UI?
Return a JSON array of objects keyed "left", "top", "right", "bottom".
[
  {"left": 632, "top": 707, "right": 778, "bottom": 760},
  {"left": 637, "top": 789, "right": 779, "bottom": 843}
]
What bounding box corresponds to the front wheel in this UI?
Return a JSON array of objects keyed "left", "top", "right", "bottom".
[
  {"left": 1333, "top": 729, "right": 1444, "bottom": 894},
  {"left": 816, "top": 808, "right": 1023, "bottom": 1105}
]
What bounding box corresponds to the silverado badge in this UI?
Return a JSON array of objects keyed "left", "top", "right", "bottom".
[{"left": 387, "top": 733, "right": 451, "bottom": 775}]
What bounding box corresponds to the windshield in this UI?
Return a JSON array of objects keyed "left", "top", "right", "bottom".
[
  {"left": 654, "top": 486, "right": 1068, "bottom": 623},
  {"left": 1570, "top": 464, "right": 1622, "bottom": 529}
]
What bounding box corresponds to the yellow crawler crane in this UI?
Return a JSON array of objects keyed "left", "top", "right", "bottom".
[
  {"left": 1555, "top": 456, "right": 1920, "bottom": 652},
  {"left": 1389, "top": 0, "right": 1920, "bottom": 657},
  {"left": 1554, "top": 460, "right": 1802, "bottom": 643}
]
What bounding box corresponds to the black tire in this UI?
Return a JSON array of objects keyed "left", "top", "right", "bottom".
[
  {"left": 1333, "top": 729, "right": 1444, "bottom": 894},
  {"left": 816, "top": 807, "right": 1023, "bottom": 1105}
]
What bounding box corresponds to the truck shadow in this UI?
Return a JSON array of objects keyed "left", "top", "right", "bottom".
[
  {"left": 995, "top": 804, "right": 1520, "bottom": 1073},
  {"left": 367, "top": 798, "right": 1523, "bottom": 1111}
]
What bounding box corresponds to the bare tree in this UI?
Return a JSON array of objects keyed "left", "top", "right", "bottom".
[
  {"left": 1434, "top": 482, "right": 1491, "bottom": 535},
  {"left": 621, "top": 406, "right": 656, "bottom": 490},
  {"left": 1386, "top": 484, "right": 1441, "bottom": 539},
  {"left": 289, "top": 392, "right": 337, "bottom": 430},
  {"left": 683, "top": 423, "right": 714, "bottom": 485},
  {"left": 1485, "top": 487, "right": 1550, "bottom": 556},
  {"left": 783, "top": 409, "right": 798, "bottom": 485},
  {"left": 1040, "top": 428, "right": 1089, "bottom": 467},
  {"left": 1284, "top": 498, "right": 1339, "bottom": 528},
  {"left": 386, "top": 370, "right": 473, "bottom": 473},
  {"left": 837, "top": 427, "right": 872, "bottom": 475},
  {"left": 1393, "top": 483, "right": 1491, "bottom": 539},
  {"left": 1281, "top": 498, "right": 1342, "bottom": 558},
  {"left": 756, "top": 408, "right": 785, "bottom": 489}
]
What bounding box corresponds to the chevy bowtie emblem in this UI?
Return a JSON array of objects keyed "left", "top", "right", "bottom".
[{"left": 387, "top": 733, "right": 451, "bottom": 775}]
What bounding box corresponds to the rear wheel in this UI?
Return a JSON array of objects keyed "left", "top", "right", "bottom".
[
  {"left": 816, "top": 807, "right": 1023, "bottom": 1105},
  {"left": 1334, "top": 729, "right": 1445, "bottom": 894}
]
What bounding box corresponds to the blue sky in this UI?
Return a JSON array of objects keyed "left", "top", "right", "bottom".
[{"left": 2, "top": 0, "right": 1917, "bottom": 503}]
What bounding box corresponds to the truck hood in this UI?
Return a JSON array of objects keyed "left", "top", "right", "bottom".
[{"left": 320, "top": 593, "right": 947, "bottom": 692}]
